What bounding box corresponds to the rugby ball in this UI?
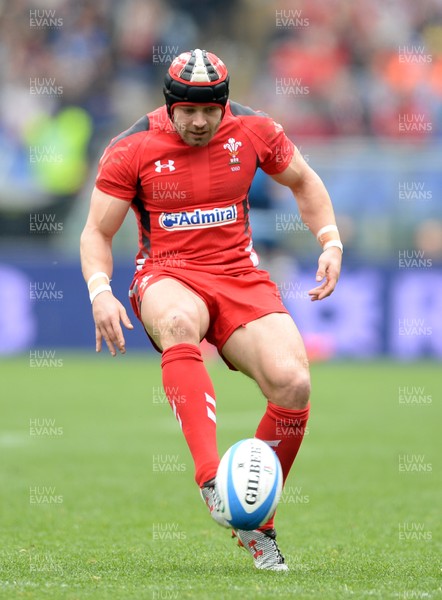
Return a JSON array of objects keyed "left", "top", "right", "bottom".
[{"left": 215, "top": 438, "right": 283, "bottom": 531}]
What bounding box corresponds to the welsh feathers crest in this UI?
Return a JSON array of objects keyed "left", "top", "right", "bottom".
[{"left": 223, "top": 137, "right": 242, "bottom": 164}]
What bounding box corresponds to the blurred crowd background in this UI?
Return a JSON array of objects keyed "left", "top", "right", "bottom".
[
  {"left": 1, "top": 0, "right": 441, "bottom": 256},
  {"left": 0, "top": 0, "right": 441, "bottom": 357}
]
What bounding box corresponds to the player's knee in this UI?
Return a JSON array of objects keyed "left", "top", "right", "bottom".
[
  {"left": 267, "top": 368, "right": 311, "bottom": 410},
  {"left": 289, "top": 370, "right": 311, "bottom": 409},
  {"left": 151, "top": 308, "right": 200, "bottom": 348}
]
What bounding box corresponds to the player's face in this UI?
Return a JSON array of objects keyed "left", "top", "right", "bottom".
[{"left": 173, "top": 105, "right": 223, "bottom": 147}]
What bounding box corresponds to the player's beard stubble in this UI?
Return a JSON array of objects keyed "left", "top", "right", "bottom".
[{"left": 172, "top": 106, "right": 223, "bottom": 147}]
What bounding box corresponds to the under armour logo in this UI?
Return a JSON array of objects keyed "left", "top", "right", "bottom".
[
  {"left": 248, "top": 539, "right": 263, "bottom": 560},
  {"left": 155, "top": 160, "right": 175, "bottom": 173}
]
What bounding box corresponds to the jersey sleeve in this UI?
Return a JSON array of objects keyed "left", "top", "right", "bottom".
[
  {"left": 95, "top": 137, "right": 141, "bottom": 201},
  {"left": 243, "top": 117, "right": 295, "bottom": 176}
]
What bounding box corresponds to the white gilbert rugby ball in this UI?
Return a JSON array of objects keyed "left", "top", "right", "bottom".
[{"left": 215, "top": 438, "right": 283, "bottom": 531}]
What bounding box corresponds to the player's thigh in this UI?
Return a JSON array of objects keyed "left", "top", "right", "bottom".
[
  {"left": 140, "top": 277, "right": 210, "bottom": 350},
  {"left": 221, "top": 312, "right": 310, "bottom": 397}
]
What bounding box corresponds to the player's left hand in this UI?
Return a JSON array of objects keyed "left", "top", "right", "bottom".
[{"left": 308, "top": 247, "right": 342, "bottom": 301}]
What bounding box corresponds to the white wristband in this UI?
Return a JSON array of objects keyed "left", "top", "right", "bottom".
[
  {"left": 87, "top": 271, "right": 110, "bottom": 289},
  {"left": 323, "top": 240, "right": 343, "bottom": 253},
  {"left": 316, "top": 224, "right": 339, "bottom": 241},
  {"left": 89, "top": 284, "right": 112, "bottom": 304}
]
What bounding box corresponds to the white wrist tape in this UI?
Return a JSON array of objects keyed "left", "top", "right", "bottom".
[
  {"left": 89, "top": 284, "right": 112, "bottom": 304},
  {"left": 316, "top": 224, "right": 339, "bottom": 242},
  {"left": 87, "top": 271, "right": 110, "bottom": 289},
  {"left": 323, "top": 240, "right": 343, "bottom": 253}
]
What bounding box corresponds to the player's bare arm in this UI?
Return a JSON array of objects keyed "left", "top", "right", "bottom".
[
  {"left": 80, "top": 187, "right": 133, "bottom": 356},
  {"left": 271, "top": 147, "right": 343, "bottom": 301}
]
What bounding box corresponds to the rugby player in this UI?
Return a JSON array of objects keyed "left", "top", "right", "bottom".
[{"left": 80, "top": 49, "right": 343, "bottom": 571}]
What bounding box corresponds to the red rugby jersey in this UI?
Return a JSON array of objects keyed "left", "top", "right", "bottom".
[{"left": 96, "top": 101, "right": 295, "bottom": 274}]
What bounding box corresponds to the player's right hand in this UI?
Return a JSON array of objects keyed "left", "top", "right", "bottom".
[{"left": 92, "top": 292, "right": 134, "bottom": 356}]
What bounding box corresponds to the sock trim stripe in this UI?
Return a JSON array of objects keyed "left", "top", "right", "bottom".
[
  {"left": 261, "top": 440, "right": 282, "bottom": 448},
  {"left": 205, "top": 392, "right": 216, "bottom": 408},
  {"left": 207, "top": 406, "right": 216, "bottom": 424}
]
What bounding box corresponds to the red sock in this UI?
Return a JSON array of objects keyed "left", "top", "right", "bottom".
[
  {"left": 255, "top": 401, "right": 310, "bottom": 530},
  {"left": 161, "top": 343, "right": 220, "bottom": 487}
]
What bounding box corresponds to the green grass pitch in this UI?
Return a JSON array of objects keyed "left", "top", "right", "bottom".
[{"left": 1, "top": 356, "right": 440, "bottom": 599}]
